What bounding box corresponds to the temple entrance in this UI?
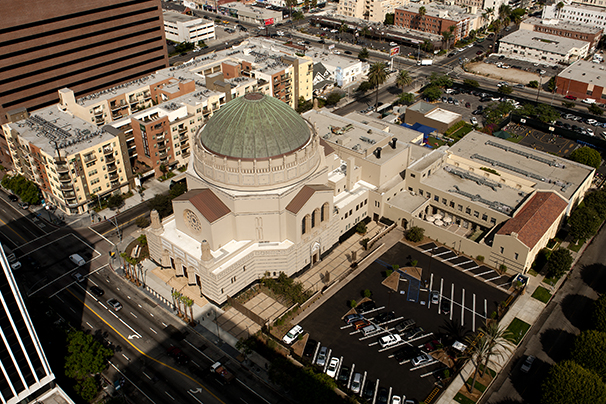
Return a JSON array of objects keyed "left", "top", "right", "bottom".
[
  {"left": 311, "top": 242, "right": 321, "bottom": 266},
  {"left": 401, "top": 219, "right": 408, "bottom": 230}
]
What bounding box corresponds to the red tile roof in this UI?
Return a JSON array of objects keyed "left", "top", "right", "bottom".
[
  {"left": 497, "top": 191, "right": 568, "bottom": 249},
  {"left": 320, "top": 138, "right": 335, "bottom": 156},
  {"left": 174, "top": 189, "right": 231, "bottom": 223}
]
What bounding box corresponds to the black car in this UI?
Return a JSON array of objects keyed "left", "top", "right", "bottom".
[
  {"left": 344, "top": 50, "right": 352, "bottom": 54},
  {"left": 555, "top": 121, "right": 563, "bottom": 127},
  {"left": 563, "top": 123, "right": 572, "bottom": 129},
  {"left": 404, "top": 326, "right": 425, "bottom": 341},
  {"left": 90, "top": 286, "right": 104, "bottom": 296},
  {"left": 375, "top": 311, "right": 396, "bottom": 323},
  {"left": 395, "top": 318, "right": 416, "bottom": 333},
  {"left": 363, "top": 381, "right": 375, "bottom": 401},
  {"left": 303, "top": 339, "right": 318, "bottom": 358},
  {"left": 394, "top": 345, "right": 421, "bottom": 362},
  {"left": 319, "top": 39, "right": 325, "bottom": 44},
  {"left": 8, "top": 194, "right": 18, "bottom": 202},
  {"left": 377, "top": 387, "right": 389, "bottom": 403},
  {"left": 440, "top": 299, "right": 451, "bottom": 314},
  {"left": 477, "top": 105, "right": 483, "bottom": 112},
  {"left": 338, "top": 365, "right": 351, "bottom": 383},
  {"left": 480, "top": 97, "right": 492, "bottom": 102},
  {"left": 357, "top": 301, "right": 376, "bottom": 314}
]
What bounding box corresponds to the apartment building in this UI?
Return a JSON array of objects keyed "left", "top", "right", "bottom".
[
  {"left": 337, "top": 0, "right": 410, "bottom": 22},
  {"left": 557, "top": 60, "right": 606, "bottom": 102},
  {"left": 0, "top": 0, "right": 168, "bottom": 125},
  {"left": 218, "top": 2, "right": 283, "bottom": 24},
  {"left": 163, "top": 11, "right": 216, "bottom": 43},
  {"left": 543, "top": 3, "right": 606, "bottom": 29},
  {"left": 394, "top": 4, "right": 481, "bottom": 42},
  {"left": 520, "top": 17, "right": 603, "bottom": 52},
  {"left": 2, "top": 108, "right": 133, "bottom": 215},
  {"left": 498, "top": 30, "right": 590, "bottom": 64}
]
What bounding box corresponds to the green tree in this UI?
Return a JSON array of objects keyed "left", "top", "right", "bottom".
[
  {"left": 511, "top": 7, "right": 526, "bottom": 24},
  {"left": 528, "top": 80, "right": 539, "bottom": 88},
  {"left": 356, "top": 81, "right": 372, "bottom": 92},
  {"left": 536, "top": 104, "right": 560, "bottom": 123},
  {"left": 442, "top": 30, "right": 454, "bottom": 51},
  {"left": 547, "top": 248, "right": 573, "bottom": 279},
  {"left": 147, "top": 194, "right": 173, "bottom": 218},
  {"left": 541, "top": 360, "right": 606, "bottom": 404},
  {"left": 325, "top": 92, "right": 341, "bottom": 106},
  {"left": 358, "top": 47, "right": 370, "bottom": 60},
  {"left": 491, "top": 19, "right": 502, "bottom": 50},
  {"left": 423, "top": 85, "right": 442, "bottom": 101},
  {"left": 563, "top": 100, "right": 576, "bottom": 108},
  {"left": 498, "top": 85, "right": 513, "bottom": 95},
  {"left": 296, "top": 96, "right": 313, "bottom": 113},
  {"left": 74, "top": 376, "right": 98, "bottom": 402},
  {"left": 464, "top": 334, "right": 490, "bottom": 393},
  {"left": 405, "top": 226, "right": 425, "bottom": 242},
  {"left": 368, "top": 62, "right": 388, "bottom": 110},
  {"left": 396, "top": 70, "right": 412, "bottom": 89},
  {"left": 397, "top": 92, "right": 415, "bottom": 105},
  {"left": 0, "top": 174, "right": 41, "bottom": 204},
  {"left": 569, "top": 146, "right": 602, "bottom": 169},
  {"left": 479, "top": 322, "right": 515, "bottom": 376},
  {"left": 418, "top": 6, "right": 426, "bottom": 28},
  {"left": 292, "top": 11, "right": 305, "bottom": 21},
  {"left": 384, "top": 13, "right": 394, "bottom": 25},
  {"left": 338, "top": 22, "right": 349, "bottom": 41},
  {"left": 589, "top": 103, "right": 604, "bottom": 115},
  {"left": 361, "top": 26, "right": 371, "bottom": 39},
  {"left": 429, "top": 73, "right": 453, "bottom": 88},
  {"left": 65, "top": 331, "right": 113, "bottom": 380},
  {"left": 593, "top": 294, "right": 606, "bottom": 332},
  {"left": 569, "top": 206, "right": 601, "bottom": 240},
  {"left": 311, "top": 0, "right": 317, "bottom": 8},
  {"left": 107, "top": 194, "right": 123, "bottom": 209},
  {"left": 583, "top": 190, "right": 606, "bottom": 220},
  {"left": 464, "top": 79, "right": 479, "bottom": 88},
  {"left": 571, "top": 330, "right": 606, "bottom": 380},
  {"left": 547, "top": 76, "right": 557, "bottom": 93}
]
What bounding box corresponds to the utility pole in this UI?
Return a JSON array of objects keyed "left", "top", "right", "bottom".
[{"left": 109, "top": 216, "right": 122, "bottom": 243}]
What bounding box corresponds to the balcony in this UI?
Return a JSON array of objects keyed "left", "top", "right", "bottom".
[
  {"left": 159, "top": 151, "right": 168, "bottom": 158},
  {"left": 58, "top": 174, "right": 71, "bottom": 183},
  {"left": 95, "top": 116, "right": 105, "bottom": 124},
  {"left": 156, "top": 133, "right": 165, "bottom": 141},
  {"left": 93, "top": 109, "right": 103, "bottom": 117},
  {"left": 178, "top": 127, "right": 187, "bottom": 135},
  {"left": 103, "top": 146, "right": 113, "bottom": 155},
  {"left": 63, "top": 190, "right": 76, "bottom": 199},
  {"left": 105, "top": 154, "right": 115, "bottom": 163},
  {"left": 60, "top": 183, "right": 73, "bottom": 191},
  {"left": 83, "top": 154, "right": 97, "bottom": 163},
  {"left": 107, "top": 163, "right": 118, "bottom": 173},
  {"left": 182, "top": 151, "right": 191, "bottom": 158},
  {"left": 109, "top": 173, "right": 119, "bottom": 181}
]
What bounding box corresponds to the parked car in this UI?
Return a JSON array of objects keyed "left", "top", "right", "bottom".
[
  {"left": 521, "top": 355, "right": 535, "bottom": 373},
  {"left": 395, "top": 318, "right": 416, "bottom": 333},
  {"left": 316, "top": 346, "right": 328, "bottom": 366},
  {"left": 326, "top": 357, "right": 339, "bottom": 378},
  {"left": 351, "top": 373, "right": 362, "bottom": 394},
  {"left": 430, "top": 291, "right": 440, "bottom": 304},
  {"left": 582, "top": 98, "right": 597, "bottom": 104},
  {"left": 394, "top": 345, "right": 421, "bottom": 362},
  {"left": 107, "top": 298, "right": 122, "bottom": 311},
  {"left": 10, "top": 261, "right": 21, "bottom": 270},
  {"left": 357, "top": 300, "right": 376, "bottom": 313},
  {"left": 353, "top": 319, "right": 371, "bottom": 330},
  {"left": 8, "top": 194, "right": 18, "bottom": 202},
  {"left": 72, "top": 272, "right": 85, "bottom": 283},
  {"left": 90, "top": 286, "right": 104, "bottom": 296},
  {"left": 338, "top": 364, "right": 351, "bottom": 383},
  {"left": 344, "top": 313, "right": 364, "bottom": 324},
  {"left": 282, "top": 324, "right": 304, "bottom": 345},
  {"left": 403, "top": 327, "right": 425, "bottom": 341},
  {"left": 470, "top": 117, "right": 478, "bottom": 125},
  {"left": 441, "top": 299, "right": 451, "bottom": 315},
  {"left": 375, "top": 311, "right": 396, "bottom": 323},
  {"left": 303, "top": 339, "right": 318, "bottom": 358},
  {"left": 363, "top": 381, "right": 375, "bottom": 401},
  {"left": 377, "top": 387, "right": 389, "bottom": 403},
  {"left": 411, "top": 353, "right": 433, "bottom": 367},
  {"left": 18, "top": 202, "right": 29, "bottom": 209},
  {"left": 564, "top": 95, "right": 577, "bottom": 100},
  {"left": 424, "top": 339, "right": 441, "bottom": 352},
  {"left": 391, "top": 396, "right": 402, "bottom": 404}
]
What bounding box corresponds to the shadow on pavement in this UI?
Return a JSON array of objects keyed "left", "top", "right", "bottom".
[
  {"left": 509, "top": 356, "right": 549, "bottom": 404},
  {"left": 580, "top": 263, "right": 606, "bottom": 294},
  {"left": 560, "top": 293, "right": 595, "bottom": 331},
  {"left": 539, "top": 328, "right": 575, "bottom": 363}
]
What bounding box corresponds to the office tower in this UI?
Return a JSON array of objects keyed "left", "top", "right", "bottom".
[{"left": 0, "top": 0, "right": 169, "bottom": 125}]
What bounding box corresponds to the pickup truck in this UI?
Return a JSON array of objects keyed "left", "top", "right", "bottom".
[{"left": 211, "top": 362, "right": 235, "bottom": 383}]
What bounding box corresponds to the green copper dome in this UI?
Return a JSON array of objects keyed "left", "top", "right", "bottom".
[{"left": 199, "top": 93, "right": 311, "bottom": 160}]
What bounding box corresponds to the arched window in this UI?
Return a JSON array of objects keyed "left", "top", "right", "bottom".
[
  {"left": 321, "top": 202, "right": 329, "bottom": 222},
  {"left": 302, "top": 216, "right": 307, "bottom": 234},
  {"left": 311, "top": 210, "right": 316, "bottom": 228}
]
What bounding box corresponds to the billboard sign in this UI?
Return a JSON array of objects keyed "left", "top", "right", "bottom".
[
  {"left": 328, "top": 44, "right": 335, "bottom": 50},
  {"left": 390, "top": 46, "right": 400, "bottom": 57},
  {"left": 264, "top": 18, "right": 274, "bottom": 25}
]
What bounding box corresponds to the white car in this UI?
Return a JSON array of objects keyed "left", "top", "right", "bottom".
[
  {"left": 330, "top": 29, "right": 338, "bottom": 33},
  {"left": 587, "top": 128, "right": 595, "bottom": 136},
  {"left": 471, "top": 117, "right": 478, "bottom": 125},
  {"left": 10, "top": 261, "right": 21, "bottom": 271},
  {"left": 282, "top": 325, "right": 303, "bottom": 344},
  {"left": 582, "top": 98, "right": 597, "bottom": 104},
  {"left": 326, "top": 357, "right": 339, "bottom": 378},
  {"left": 379, "top": 334, "right": 402, "bottom": 348},
  {"left": 412, "top": 353, "right": 433, "bottom": 367},
  {"left": 391, "top": 396, "right": 402, "bottom": 404},
  {"left": 333, "top": 50, "right": 340, "bottom": 55},
  {"left": 389, "top": 42, "right": 397, "bottom": 46}
]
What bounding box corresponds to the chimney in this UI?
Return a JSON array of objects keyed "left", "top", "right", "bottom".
[
  {"left": 374, "top": 147, "right": 382, "bottom": 159},
  {"left": 390, "top": 138, "right": 398, "bottom": 149}
]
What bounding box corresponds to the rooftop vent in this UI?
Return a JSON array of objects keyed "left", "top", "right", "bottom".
[
  {"left": 390, "top": 138, "right": 397, "bottom": 149},
  {"left": 374, "top": 147, "right": 382, "bottom": 159}
]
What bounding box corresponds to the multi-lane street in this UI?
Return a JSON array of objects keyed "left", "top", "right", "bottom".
[{"left": 0, "top": 193, "right": 281, "bottom": 404}]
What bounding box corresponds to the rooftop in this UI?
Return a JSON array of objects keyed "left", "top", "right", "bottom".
[
  {"left": 174, "top": 189, "right": 231, "bottom": 223},
  {"left": 558, "top": 59, "right": 606, "bottom": 84},
  {"left": 522, "top": 17, "right": 603, "bottom": 34},
  {"left": 7, "top": 105, "right": 118, "bottom": 157},
  {"left": 220, "top": 2, "right": 282, "bottom": 18},
  {"left": 499, "top": 30, "right": 589, "bottom": 55},
  {"left": 448, "top": 131, "right": 594, "bottom": 201},
  {"left": 408, "top": 100, "right": 436, "bottom": 114},
  {"left": 163, "top": 11, "right": 207, "bottom": 24},
  {"left": 426, "top": 108, "right": 461, "bottom": 125},
  {"left": 497, "top": 191, "right": 568, "bottom": 248},
  {"left": 395, "top": 3, "right": 480, "bottom": 21}
]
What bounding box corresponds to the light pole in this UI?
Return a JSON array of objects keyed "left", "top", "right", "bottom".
[{"left": 536, "top": 72, "right": 544, "bottom": 103}]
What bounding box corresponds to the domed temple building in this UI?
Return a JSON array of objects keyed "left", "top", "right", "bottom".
[{"left": 147, "top": 93, "right": 594, "bottom": 305}]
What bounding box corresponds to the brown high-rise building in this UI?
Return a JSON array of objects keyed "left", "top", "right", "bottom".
[{"left": 0, "top": 0, "right": 169, "bottom": 126}]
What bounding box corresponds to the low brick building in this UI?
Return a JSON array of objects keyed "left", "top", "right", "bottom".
[{"left": 556, "top": 60, "right": 606, "bottom": 103}]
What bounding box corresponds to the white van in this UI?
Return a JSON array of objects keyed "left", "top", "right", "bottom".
[
  {"left": 361, "top": 324, "right": 380, "bottom": 336},
  {"left": 69, "top": 254, "right": 86, "bottom": 266}
]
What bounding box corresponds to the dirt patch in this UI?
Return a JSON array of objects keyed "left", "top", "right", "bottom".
[{"left": 467, "top": 62, "right": 541, "bottom": 84}]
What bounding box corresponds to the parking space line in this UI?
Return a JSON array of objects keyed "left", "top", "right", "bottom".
[
  {"left": 472, "top": 294, "right": 476, "bottom": 332},
  {"left": 438, "top": 278, "right": 444, "bottom": 314},
  {"left": 450, "top": 284, "right": 454, "bottom": 321},
  {"left": 463, "top": 265, "right": 479, "bottom": 272},
  {"left": 324, "top": 349, "right": 332, "bottom": 373},
  {"left": 428, "top": 273, "right": 434, "bottom": 309},
  {"left": 485, "top": 275, "right": 502, "bottom": 282},
  {"left": 348, "top": 364, "right": 354, "bottom": 389},
  {"left": 410, "top": 360, "right": 438, "bottom": 372},
  {"left": 360, "top": 372, "right": 367, "bottom": 397},
  {"left": 419, "top": 367, "right": 441, "bottom": 377},
  {"left": 484, "top": 299, "right": 488, "bottom": 318},
  {"left": 434, "top": 251, "right": 451, "bottom": 257},
  {"left": 453, "top": 260, "right": 473, "bottom": 267},
  {"left": 443, "top": 255, "right": 459, "bottom": 261},
  {"left": 475, "top": 270, "right": 494, "bottom": 277}
]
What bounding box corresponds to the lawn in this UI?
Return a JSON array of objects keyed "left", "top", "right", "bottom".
[
  {"left": 507, "top": 317, "right": 531, "bottom": 345},
  {"left": 427, "top": 136, "right": 448, "bottom": 148},
  {"left": 454, "top": 392, "right": 477, "bottom": 404},
  {"left": 568, "top": 239, "right": 586, "bottom": 252},
  {"left": 543, "top": 276, "right": 558, "bottom": 287},
  {"left": 531, "top": 286, "right": 552, "bottom": 303},
  {"left": 505, "top": 134, "right": 523, "bottom": 143},
  {"left": 465, "top": 378, "right": 487, "bottom": 393},
  {"left": 451, "top": 123, "right": 474, "bottom": 142}
]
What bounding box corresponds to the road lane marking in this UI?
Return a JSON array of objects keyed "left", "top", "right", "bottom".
[
  {"left": 461, "top": 288, "right": 465, "bottom": 326},
  {"left": 165, "top": 392, "right": 175, "bottom": 400},
  {"left": 0, "top": 216, "right": 29, "bottom": 243},
  {"left": 143, "top": 372, "right": 151, "bottom": 380},
  {"left": 109, "top": 361, "right": 157, "bottom": 404},
  {"left": 150, "top": 327, "right": 157, "bottom": 334},
  {"left": 122, "top": 354, "right": 130, "bottom": 361},
  {"left": 187, "top": 391, "right": 205, "bottom": 404},
  {"left": 86, "top": 322, "right": 93, "bottom": 328},
  {"left": 472, "top": 294, "right": 476, "bottom": 332},
  {"left": 88, "top": 226, "right": 115, "bottom": 246},
  {"left": 67, "top": 289, "right": 226, "bottom": 403},
  {"left": 131, "top": 312, "right": 137, "bottom": 318}
]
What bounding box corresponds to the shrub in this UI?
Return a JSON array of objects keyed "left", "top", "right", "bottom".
[
  {"left": 499, "top": 264, "right": 507, "bottom": 273},
  {"left": 361, "top": 238, "right": 370, "bottom": 249},
  {"left": 356, "top": 222, "right": 367, "bottom": 234},
  {"left": 350, "top": 299, "right": 357, "bottom": 308},
  {"left": 405, "top": 227, "right": 425, "bottom": 242},
  {"left": 411, "top": 259, "right": 418, "bottom": 267},
  {"left": 363, "top": 289, "right": 372, "bottom": 298},
  {"left": 385, "top": 269, "right": 393, "bottom": 277},
  {"left": 476, "top": 255, "right": 485, "bottom": 262}
]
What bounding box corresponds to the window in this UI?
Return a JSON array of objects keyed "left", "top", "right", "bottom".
[
  {"left": 302, "top": 217, "right": 306, "bottom": 234},
  {"left": 458, "top": 204, "right": 463, "bottom": 211},
  {"left": 515, "top": 253, "right": 519, "bottom": 260},
  {"left": 466, "top": 207, "right": 471, "bottom": 214},
  {"left": 311, "top": 211, "right": 316, "bottom": 228},
  {"left": 450, "top": 201, "right": 455, "bottom": 208},
  {"left": 434, "top": 195, "right": 439, "bottom": 202},
  {"left": 473, "top": 211, "right": 479, "bottom": 218},
  {"left": 426, "top": 192, "right": 431, "bottom": 198},
  {"left": 410, "top": 173, "right": 416, "bottom": 178},
  {"left": 500, "top": 246, "right": 504, "bottom": 254},
  {"left": 491, "top": 217, "right": 496, "bottom": 225},
  {"left": 408, "top": 187, "right": 413, "bottom": 192},
  {"left": 482, "top": 214, "right": 488, "bottom": 221},
  {"left": 419, "top": 189, "right": 424, "bottom": 196}
]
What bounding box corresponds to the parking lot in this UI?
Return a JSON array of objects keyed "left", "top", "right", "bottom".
[
  {"left": 298, "top": 241, "right": 510, "bottom": 403},
  {"left": 500, "top": 122, "right": 578, "bottom": 157}
]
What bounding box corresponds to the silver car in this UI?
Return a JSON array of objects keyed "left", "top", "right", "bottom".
[
  {"left": 316, "top": 346, "right": 328, "bottom": 367},
  {"left": 351, "top": 372, "right": 362, "bottom": 394}
]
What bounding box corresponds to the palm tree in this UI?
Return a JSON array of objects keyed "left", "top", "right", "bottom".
[
  {"left": 479, "top": 322, "right": 515, "bottom": 377},
  {"left": 491, "top": 19, "right": 502, "bottom": 51},
  {"left": 464, "top": 334, "right": 490, "bottom": 393},
  {"left": 339, "top": 22, "right": 349, "bottom": 41},
  {"left": 483, "top": 7, "right": 494, "bottom": 24},
  {"left": 396, "top": 70, "right": 412, "bottom": 89},
  {"left": 418, "top": 7, "right": 426, "bottom": 30},
  {"left": 442, "top": 31, "right": 453, "bottom": 51},
  {"left": 172, "top": 291, "right": 182, "bottom": 317},
  {"left": 499, "top": 4, "right": 511, "bottom": 20},
  {"left": 555, "top": 1, "right": 564, "bottom": 17},
  {"left": 368, "top": 62, "right": 388, "bottom": 111},
  {"left": 184, "top": 297, "right": 195, "bottom": 324},
  {"left": 361, "top": 26, "right": 371, "bottom": 40}
]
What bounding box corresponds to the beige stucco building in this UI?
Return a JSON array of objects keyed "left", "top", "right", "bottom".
[
  {"left": 147, "top": 95, "right": 594, "bottom": 305},
  {"left": 337, "top": 0, "right": 410, "bottom": 22}
]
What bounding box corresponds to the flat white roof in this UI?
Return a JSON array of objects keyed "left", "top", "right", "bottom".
[
  {"left": 500, "top": 30, "right": 589, "bottom": 55},
  {"left": 426, "top": 108, "right": 461, "bottom": 124},
  {"left": 558, "top": 60, "right": 606, "bottom": 84}
]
